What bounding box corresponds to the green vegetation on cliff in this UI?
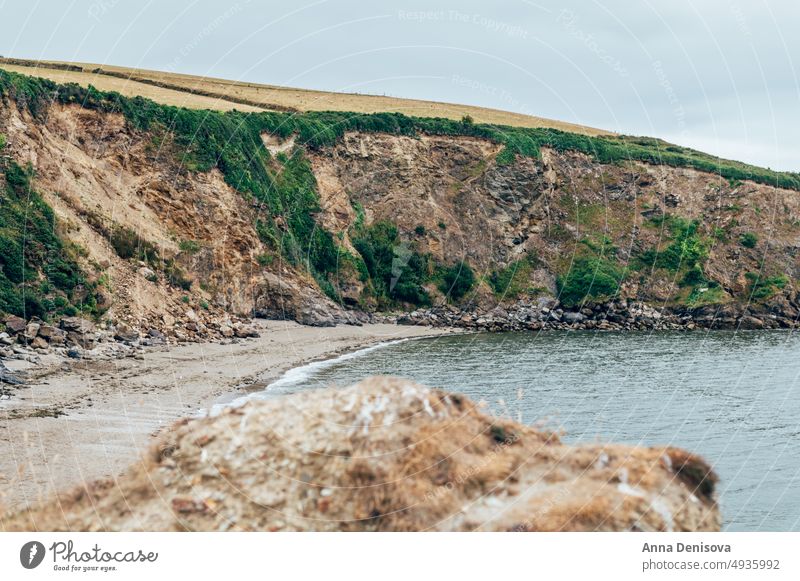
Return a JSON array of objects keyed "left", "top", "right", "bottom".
[
  {"left": 0, "top": 160, "right": 96, "bottom": 319},
  {"left": 351, "top": 221, "right": 431, "bottom": 307},
  {"left": 0, "top": 69, "right": 796, "bottom": 316}
]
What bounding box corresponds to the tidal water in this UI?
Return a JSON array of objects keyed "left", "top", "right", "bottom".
[{"left": 260, "top": 330, "right": 800, "bottom": 531}]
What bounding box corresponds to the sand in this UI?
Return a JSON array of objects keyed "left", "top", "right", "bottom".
[{"left": 0, "top": 321, "right": 453, "bottom": 514}]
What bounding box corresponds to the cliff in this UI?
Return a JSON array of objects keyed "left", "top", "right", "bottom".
[
  {"left": 0, "top": 68, "right": 798, "bottom": 343},
  {"left": 2, "top": 377, "right": 720, "bottom": 531}
]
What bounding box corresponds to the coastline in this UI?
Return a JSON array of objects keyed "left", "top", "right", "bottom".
[{"left": 0, "top": 320, "right": 454, "bottom": 515}]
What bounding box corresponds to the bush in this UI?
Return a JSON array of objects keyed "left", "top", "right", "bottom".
[
  {"left": 179, "top": 239, "right": 202, "bottom": 253},
  {"left": 488, "top": 254, "right": 538, "bottom": 298},
  {"left": 557, "top": 256, "right": 624, "bottom": 307},
  {"left": 109, "top": 226, "right": 158, "bottom": 263},
  {"left": 352, "top": 221, "right": 430, "bottom": 306},
  {"left": 638, "top": 216, "right": 708, "bottom": 272},
  {"left": 745, "top": 272, "right": 787, "bottom": 300},
  {"left": 739, "top": 232, "right": 758, "bottom": 248},
  {"left": 0, "top": 161, "right": 95, "bottom": 319},
  {"left": 438, "top": 262, "right": 476, "bottom": 301}
]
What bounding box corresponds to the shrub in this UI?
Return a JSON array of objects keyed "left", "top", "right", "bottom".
[
  {"left": 109, "top": 226, "right": 158, "bottom": 263},
  {"left": 488, "top": 254, "right": 538, "bottom": 298},
  {"left": 352, "top": 221, "right": 430, "bottom": 306},
  {"left": 414, "top": 225, "right": 426, "bottom": 236},
  {"left": 557, "top": 256, "right": 624, "bottom": 307},
  {"left": 745, "top": 273, "right": 787, "bottom": 301},
  {"left": 739, "top": 232, "right": 758, "bottom": 249},
  {"left": 438, "top": 262, "right": 476, "bottom": 301},
  {"left": 639, "top": 216, "right": 708, "bottom": 272},
  {"left": 179, "top": 239, "right": 202, "bottom": 253}
]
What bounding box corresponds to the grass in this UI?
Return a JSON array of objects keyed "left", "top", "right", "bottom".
[
  {"left": 637, "top": 216, "right": 709, "bottom": 273},
  {"left": 0, "top": 58, "right": 606, "bottom": 136}
]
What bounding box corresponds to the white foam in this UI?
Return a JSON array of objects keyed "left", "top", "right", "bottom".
[{"left": 201, "top": 338, "right": 413, "bottom": 417}]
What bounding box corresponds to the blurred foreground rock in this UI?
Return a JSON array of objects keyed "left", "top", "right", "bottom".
[{"left": 3, "top": 377, "right": 720, "bottom": 531}]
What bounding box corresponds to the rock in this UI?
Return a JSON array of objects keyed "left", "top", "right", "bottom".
[
  {"left": 37, "top": 324, "right": 66, "bottom": 345},
  {"left": 138, "top": 266, "right": 157, "bottom": 280},
  {"left": 66, "top": 331, "right": 94, "bottom": 349},
  {"left": 23, "top": 321, "right": 41, "bottom": 342},
  {"left": 185, "top": 309, "right": 199, "bottom": 323},
  {"left": 219, "top": 325, "right": 234, "bottom": 338},
  {"left": 5, "top": 377, "right": 720, "bottom": 532},
  {"left": 3, "top": 315, "right": 27, "bottom": 335},
  {"left": 66, "top": 346, "right": 83, "bottom": 359},
  {"left": 0, "top": 361, "right": 25, "bottom": 385},
  {"left": 233, "top": 324, "right": 259, "bottom": 338},
  {"left": 60, "top": 316, "right": 95, "bottom": 334},
  {"left": 30, "top": 336, "right": 49, "bottom": 350},
  {"left": 0, "top": 332, "right": 13, "bottom": 346},
  {"left": 563, "top": 312, "right": 586, "bottom": 324},
  {"left": 113, "top": 324, "right": 139, "bottom": 343},
  {"left": 296, "top": 306, "right": 336, "bottom": 327},
  {"left": 739, "top": 316, "right": 764, "bottom": 330},
  {"left": 147, "top": 329, "right": 166, "bottom": 344}
]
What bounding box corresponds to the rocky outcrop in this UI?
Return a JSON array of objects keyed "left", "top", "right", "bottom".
[
  {"left": 3, "top": 377, "right": 720, "bottom": 532},
  {"left": 312, "top": 132, "right": 800, "bottom": 313},
  {"left": 393, "top": 298, "right": 797, "bottom": 332}
]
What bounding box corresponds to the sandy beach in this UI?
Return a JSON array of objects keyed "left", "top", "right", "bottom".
[{"left": 0, "top": 321, "right": 452, "bottom": 515}]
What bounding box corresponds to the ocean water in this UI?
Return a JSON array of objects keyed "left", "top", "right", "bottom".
[{"left": 257, "top": 330, "right": 800, "bottom": 531}]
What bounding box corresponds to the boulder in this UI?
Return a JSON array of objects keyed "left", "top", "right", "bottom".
[
  {"left": 147, "top": 329, "right": 167, "bottom": 344},
  {"left": 4, "top": 378, "right": 721, "bottom": 532},
  {"left": 23, "top": 321, "right": 41, "bottom": 342},
  {"left": 37, "top": 325, "right": 66, "bottom": 345},
  {"left": 3, "top": 315, "right": 27, "bottom": 335},
  {"left": 233, "top": 323, "right": 259, "bottom": 338},
  {"left": 66, "top": 331, "right": 94, "bottom": 349},
  {"left": 66, "top": 346, "right": 83, "bottom": 359},
  {"left": 113, "top": 324, "right": 139, "bottom": 343},
  {"left": 60, "top": 317, "right": 95, "bottom": 334},
  {"left": 563, "top": 311, "right": 586, "bottom": 324}
]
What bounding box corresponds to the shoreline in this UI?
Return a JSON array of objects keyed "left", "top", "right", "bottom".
[{"left": 0, "top": 321, "right": 455, "bottom": 515}]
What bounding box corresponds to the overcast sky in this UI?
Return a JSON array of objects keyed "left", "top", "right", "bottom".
[{"left": 2, "top": 0, "right": 798, "bottom": 171}]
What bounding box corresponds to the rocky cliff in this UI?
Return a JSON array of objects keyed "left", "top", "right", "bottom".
[
  {"left": 1, "top": 69, "right": 798, "bottom": 344},
  {"left": 2, "top": 377, "right": 720, "bottom": 531}
]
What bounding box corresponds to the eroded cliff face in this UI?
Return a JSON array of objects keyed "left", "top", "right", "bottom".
[
  {"left": 1, "top": 102, "right": 349, "bottom": 336},
  {"left": 311, "top": 132, "right": 800, "bottom": 314},
  {"left": 2, "top": 99, "right": 799, "bottom": 334},
  {"left": 2, "top": 377, "right": 720, "bottom": 532}
]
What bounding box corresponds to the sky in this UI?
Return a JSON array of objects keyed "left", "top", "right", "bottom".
[{"left": 1, "top": 0, "right": 798, "bottom": 171}]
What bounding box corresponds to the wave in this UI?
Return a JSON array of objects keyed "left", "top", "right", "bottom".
[{"left": 201, "top": 337, "right": 412, "bottom": 417}]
